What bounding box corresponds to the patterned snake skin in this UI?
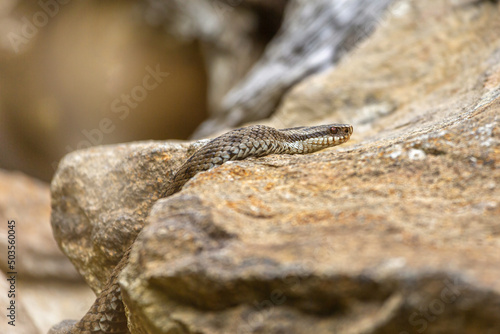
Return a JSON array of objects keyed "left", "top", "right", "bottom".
[{"left": 50, "top": 124, "right": 353, "bottom": 334}]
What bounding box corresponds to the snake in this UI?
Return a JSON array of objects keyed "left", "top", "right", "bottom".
[{"left": 49, "top": 123, "right": 353, "bottom": 334}]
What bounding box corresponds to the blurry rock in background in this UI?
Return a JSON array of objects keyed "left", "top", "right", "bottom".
[
  {"left": 0, "top": 169, "right": 95, "bottom": 334},
  {"left": 0, "top": 0, "right": 208, "bottom": 182}
]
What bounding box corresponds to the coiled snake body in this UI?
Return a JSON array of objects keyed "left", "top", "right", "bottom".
[{"left": 51, "top": 124, "right": 353, "bottom": 334}]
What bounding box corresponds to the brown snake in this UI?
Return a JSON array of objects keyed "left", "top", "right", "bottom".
[{"left": 50, "top": 124, "right": 353, "bottom": 334}]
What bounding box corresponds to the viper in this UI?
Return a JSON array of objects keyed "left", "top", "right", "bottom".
[{"left": 50, "top": 123, "right": 353, "bottom": 334}]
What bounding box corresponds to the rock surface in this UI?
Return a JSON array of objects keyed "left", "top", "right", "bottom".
[
  {"left": 51, "top": 0, "right": 500, "bottom": 333},
  {"left": 50, "top": 139, "right": 213, "bottom": 293}
]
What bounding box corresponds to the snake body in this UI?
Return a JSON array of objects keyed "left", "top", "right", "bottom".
[
  {"left": 165, "top": 124, "right": 353, "bottom": 196},
  {"left": 51, "top": 124, "right": 353, "bottom": 334}
]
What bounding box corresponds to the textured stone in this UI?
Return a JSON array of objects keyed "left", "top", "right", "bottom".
[
  {"left": 50, "top": 140, "right": 209, "bottom": 293},
  {"left": 50, "top": 0, "right": 500, "bottom": 333},
  {"left": 122, "top": 95, "right": 499, "bottom": 332}
]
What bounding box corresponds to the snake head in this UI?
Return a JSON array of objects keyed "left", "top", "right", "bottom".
[
  {"left": 279, "top": 123, "right": 353, "bottom": 153},
  {"left": 329, "top": 124, "right": 353, "bottom": 137}
]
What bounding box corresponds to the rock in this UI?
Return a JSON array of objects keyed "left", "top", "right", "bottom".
[
  {"left": 273, "top": 0, "right": 500, "bottom": 129},
  {"left": 122, "top": 94, "right": 499, "bottom": 332},
  {"left": 0, "top": 170, "right": 95, "bottom": 333},
  {"left": 50, "top": 140, "right": 208, "bottom": 293},
  {"left": 0, "top": 170, "right": 79, "bottom": 280},
  {"left": 0, "top": 272, "right": 39, "bottom": 334},
  {"left": 51, "top": 0, "right": 500, "bottom": 333}
]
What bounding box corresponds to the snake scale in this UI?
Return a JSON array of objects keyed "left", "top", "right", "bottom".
[{"left": 50, "top": 124, "right": 353, "bottom": 334}]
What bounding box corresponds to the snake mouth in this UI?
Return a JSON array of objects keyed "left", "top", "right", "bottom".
[
  {"left": 336, "top": 128, "right": 352, "bottom": 143},
  {"left": 337, "top": 135, "right": 351, "bottom": 144},
  {"left": 342, "top": 125, "right": 353, "bottom": 141}
]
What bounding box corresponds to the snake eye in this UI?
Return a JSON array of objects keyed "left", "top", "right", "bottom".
[{"left": 330, "top": 127, "right": 338, "bottom": 134}]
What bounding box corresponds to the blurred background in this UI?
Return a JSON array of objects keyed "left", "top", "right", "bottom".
[{"left": 0, "top": 0, "right": 285, "bottom": 182}]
